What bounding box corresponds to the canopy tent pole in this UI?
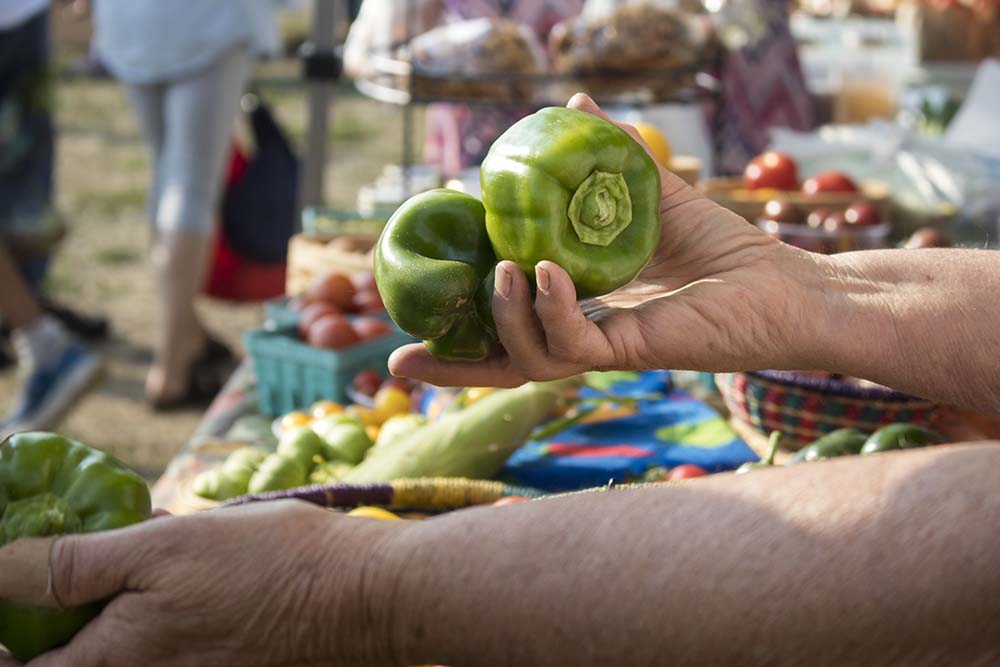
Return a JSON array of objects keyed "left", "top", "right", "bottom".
[{"left": 299, "top": 0, "right": 344, "bottom": 211}]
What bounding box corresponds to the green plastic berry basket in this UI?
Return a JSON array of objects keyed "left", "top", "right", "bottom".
[{"left": 245, "top": 325, "right": 415, "bottom": 416}]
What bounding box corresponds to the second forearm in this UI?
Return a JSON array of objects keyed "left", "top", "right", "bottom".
[
  {"left": 383, "top": 445, "right": 1000, "bottom": 666},
  {"left": 813, "top": 249, "right": 1000, "bottom": 412}
]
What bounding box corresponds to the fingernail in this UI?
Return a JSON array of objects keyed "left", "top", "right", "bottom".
[
  {"left": 495, "top": 265, "right": 512, "bottom": 299},
  {"left": 535, "top": 263, "right": 551, "bottom": 295}
]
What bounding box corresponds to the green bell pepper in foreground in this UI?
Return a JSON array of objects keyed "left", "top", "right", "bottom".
[
  {"left": 480, "top": 106, "right": 662, "bottom": 298},
  {"left": 375, "top": 188, "right": 497, "bottom": 361},
  {"left": 0, "top": 432, "right": 152, "bottom": 661},
  {"left": 860, "top": 424, "right": 944, "bottom": 455}
]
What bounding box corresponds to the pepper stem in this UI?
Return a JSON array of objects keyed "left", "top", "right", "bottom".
[
  {"left": 567, "top": 170, "right": 633, "bottom": 246},
  {"left": 763, "top": 431, "right": 782, "bottom": 466}
]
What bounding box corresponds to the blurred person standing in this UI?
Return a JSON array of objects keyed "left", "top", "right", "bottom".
[
  {"left": 91, "top": 0, "right": 279, "bottom": 409},
  {"left": 0, "top": 0, "right": 103, "bottom": 435}
]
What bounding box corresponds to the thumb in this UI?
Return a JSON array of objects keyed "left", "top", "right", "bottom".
[{"left": 0, "top": 529, "right": 145, "bottom": 610}]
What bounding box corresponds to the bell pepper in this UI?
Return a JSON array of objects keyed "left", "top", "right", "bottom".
[
  {"left": 860, "top": 424, "right": 943, "bottom": 455},
  {"left": 375, "top": 188, "right": 498, "bottom": 361},
  {"left": 0, "top": 432, "right": 152, "bottom": 661},
  {"left": 480, "top": 106, "right": 662, "bottom": 298}
]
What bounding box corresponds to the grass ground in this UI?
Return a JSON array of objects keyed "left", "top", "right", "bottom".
[{"left": 1, "top": 14, "right": 418, "bottom": 477}]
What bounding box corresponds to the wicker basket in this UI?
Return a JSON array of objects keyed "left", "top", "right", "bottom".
[
  {"left": 716, "top": 371, "right": 939, "bottom": 450},
  {"left": 285, "top": 233, "right": 377, "bottom": 297}
]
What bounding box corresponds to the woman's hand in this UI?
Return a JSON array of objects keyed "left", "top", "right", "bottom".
[
  {"left": 389, "top": 93, "right": 824, "bottom": 388},
  {"left": 0, "top": 501, "right": 406, "bottom": 666}
]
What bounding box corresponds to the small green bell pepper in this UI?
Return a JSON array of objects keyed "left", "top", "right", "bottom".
[
  {"left": 860, "top": 424, "right": 944, "bottom": 455},
  {"left": 247, "top": 454, "right": 307, "bottom": 495},
  {"left": 480, "top": 106, "right": 662, "bottom": 298},
  {"left": 787, "top": 428, "right": 868, "bottom": 465},
  {"left": 375, "top": 188, "right": 498, "bottom": 361},
  {"left": 0, "top": 432, "right": 152, "bottom": 661}
]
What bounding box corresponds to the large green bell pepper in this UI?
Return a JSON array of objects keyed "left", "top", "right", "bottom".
[
  {"left": 375, "top": 188, "right": 498, "bottom": 361},
  {"left": 480, "top": 106, "right": 662, "bottom": 298},
  {"left": 0, "top": 432, "right": 151, "bottom": 661}
]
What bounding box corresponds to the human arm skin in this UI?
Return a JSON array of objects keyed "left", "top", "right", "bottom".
[
  {"left": 1, "top": 445, "right": 998, "bottom": 665},
  {"left": 812, "top": 248, "right": 1000, "bottom": 413},
  {"left": 389, "top": 95, "right": 1000, "bottom": 415},
  {"left": 383, "top": 443, "right": 1000, "bottom": 666}
]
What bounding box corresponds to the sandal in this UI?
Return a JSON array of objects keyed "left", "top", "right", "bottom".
[{"left": 148, "top": 336, "right": 237, "bottom": 412}]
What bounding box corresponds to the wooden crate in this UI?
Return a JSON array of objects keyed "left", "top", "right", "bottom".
[{"left": 285, "top": 233, "right": 377, "bottom": 296}]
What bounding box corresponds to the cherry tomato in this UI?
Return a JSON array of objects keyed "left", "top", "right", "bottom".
[
  {"left": 297, "top": 302, "right": 340, "bottom": 339},
  {"left": 278, "top": 411, "right": 311, "bottom": 432},
  {"left": 352, "top": 317, "right": 392, "bottom": 342},
  {"left": 802, "top": 171, "right": 859, "bottom": 196},
  {"left": 372, "top": 386, "right": 411, "bottom": 424},
  {"left": 806, "top": 207, "right": 832, "bottom": 230},
  {"left": 310, "top": 400, "right": 344, "bottom": 419},
  {"left": 822, "top": 211, "right": 846, "bottom": 233},
  {"left": 380, "top": 376, "right": 412, "bottom": 394},
  {"left": 307, "top": 314, "right": 361, "bottom": 350},
  {"left": 667, "top": 464, "right": 708, "bottom": 481},
  {"left": 843, "top": 201, "right": 882, "bottom": 226},
  {"left": 743, "top": 151, "right": 799, "bottom": 191},
  {"left": 762, "top": 199, "right": 803, "bottom": 224},
  {"left": 353, "top": 369, "right": 382, "bottom": 397},
  {"left": 353, "top": 290, "right": 385, "bottom": 313},
  {"left": 306, "top": 272, "right": 356, "bottom": 311}
]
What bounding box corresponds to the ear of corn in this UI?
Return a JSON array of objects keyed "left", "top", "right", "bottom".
[{"left": 344, "top": 378, "right": 578, "bottom": 483}]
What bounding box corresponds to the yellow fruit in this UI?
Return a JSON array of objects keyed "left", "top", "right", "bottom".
[
  {"left": 372, "top": 387, "right": 411, "bottom": 424},
  {"left": 634, "top": 122, "right": 672, "bottom": 167},
  {"left": 278, "top": 411, "right": 311, "bottom": 432},
  {"left": 310, "top": 400, "right": 344, "bottom": 419},
  {"left": 365, "top": 425, "right": 381, "bottom": 443},
  {"left": 464, "top": 387, "right": 495, "bottom": 407},
  {"left": 345, "top": 404, "right": 379, "bottom": 427},
  {"left": 346, "top": 506, "right": 401, "bottom": 521}
]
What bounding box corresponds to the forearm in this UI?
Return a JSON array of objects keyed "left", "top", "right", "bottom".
[
  {"left": 383, "top": 445, "right": 1000, "bottom": 666},
  {"left": 813, "top": 249, "right": 1000, "bottom": 412}
]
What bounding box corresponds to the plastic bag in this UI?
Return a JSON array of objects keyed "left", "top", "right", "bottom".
[
  {"left": 342, "top": 0, "right": 444, "bottom": 78},
  {"left": 408, "top": 18, "right": 547, "bottom": 101},
  {"left": 548, "top": 0, "right": 711, "bottom": 100},
  {"left": 551, "top": 1, "right": 707, "bottom": 72}
]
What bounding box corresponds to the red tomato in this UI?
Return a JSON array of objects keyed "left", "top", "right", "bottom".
[
  {"left": 380, "top": 376, "right": 412, "bottom": 394},
  {"left": 822, "top": 211, "right": 846, "bottom": 233},
  {"left": 353, "top": 369, "right": 383, "bottom": 397},
  {"left": 297, "top": 302, "right": 340, "bottom": 339},
  {"left": 743, "top": 151, "right": 799, "bottom": 191},
  {"left": 352, "top": 317, "right": 392, "bottom": 342},
  {"left": 307, "top": 314, "right": 360, "bottom": 350},
  {"left": 352, "top": 270, "right": 378, "bottom": 293},
  {"left": 353, "top": 289, "right": 385, "bottom": 313},
  {"left": 805, "top": 208, "right": 831, "bottom": 230},
  {"left": 802, "top": 171, "right": 859, "bottom": 196},
  {"left": 667, "top": 464, "right": 708, "bottom": 481},
  {"left": 843, "top": 201, "right": 882, "bottom": 226},
  {"left": 306, "top": 272, "right": 356, "bottom": 311}
]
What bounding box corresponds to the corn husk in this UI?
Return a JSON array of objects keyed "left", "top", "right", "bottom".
[{"left": 344, "top": 378, "right": 577, "bottom": 483}]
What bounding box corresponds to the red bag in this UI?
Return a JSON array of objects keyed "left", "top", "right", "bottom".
[{"left": 203, "top": 142, "right": 287, "bottom": 301}]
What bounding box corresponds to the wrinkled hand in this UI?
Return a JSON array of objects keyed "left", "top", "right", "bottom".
[
  {"left": 390, "top": 93, "right": 821, "bottom": 388},
  {"left": 0, "top": 501, "right": 404, "bottom": 666}
]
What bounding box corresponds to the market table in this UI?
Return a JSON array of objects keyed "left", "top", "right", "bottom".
[{"left": 151, "top": 360, "right": 272, "bottom": 515}]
